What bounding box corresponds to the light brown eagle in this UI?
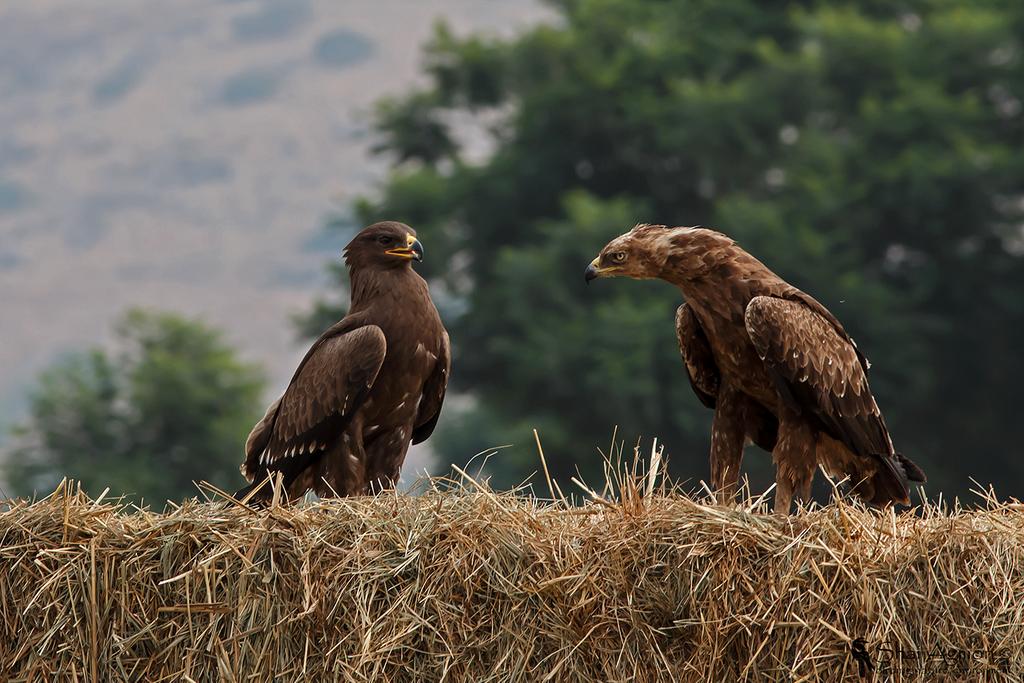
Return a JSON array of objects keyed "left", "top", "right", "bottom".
[
  {"left": 586, "top": 224, "right": 925, "bottom": 513},
  {"left": 236, "top": 221, "right": 450, "bottom": 503}
]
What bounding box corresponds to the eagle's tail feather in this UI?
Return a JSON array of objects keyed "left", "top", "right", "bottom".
[
  {"left": 234, "top": 451, "right": 322, "bottom": 505},
  {"left": 896, "top": 452, "right": 927, "bottom": 484},
  {"left": 233, "top": 481, "right": 259, "bottom": 500},
  {"left": 233, "top": 477, "right": 274, "bottom": 506},
  {"left": 232, "top": 483, "right": 262, "bottom": 506},
  {"left": 862, "top": 451, "right": 926, "bottom": 507}
]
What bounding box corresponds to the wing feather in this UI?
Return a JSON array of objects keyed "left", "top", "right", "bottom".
[
  {"left": 744, "top": 296, "right": 891, "bottom": 458},
  {"left": 241, "top": 324, "right": 386, "bottom": 482},
  {"left": 676, "top": 303, "right": 777, "bottom": 451},
  {"left": 412, "top": 329, "right": 450, "bottom": 444},
  {"left": 745, "top": 295, "right": 924, "bottom": 504},
  {"left": 675, "top": 303, "right": 719, "bottom": 409}
]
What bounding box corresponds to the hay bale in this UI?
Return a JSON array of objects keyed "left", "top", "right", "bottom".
[{"left": 1, "top": 482, "right": 1021, "bottom": 681}]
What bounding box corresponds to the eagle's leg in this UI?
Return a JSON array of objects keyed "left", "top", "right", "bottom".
[
  {"left": 710, "top": 385, "right": 747, "bottom": 505},
  {"left": 318, "top": 424, "right": 367, "bottom": 497},
  {"left": 773, "top": 416, "right": 817, "bottom": 515},
  {"left": 364, "top": 425, "right": 412, "bottom": 493}
]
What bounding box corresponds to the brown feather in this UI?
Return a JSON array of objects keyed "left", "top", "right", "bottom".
[
  {"left": 244, "top": 325, "right": 386, "bottom": 471},
  {"left": 676, "top": 303, "right": 777, "bottom": 452},
  {"left": 412, "top": 330, "right": 451, "bottom": 444},
  {"left": 744, "top": 296, "right": 889, "bottom": 461},
  {"left": 675, "top": 303, "right": 719, "bottom": 409}
]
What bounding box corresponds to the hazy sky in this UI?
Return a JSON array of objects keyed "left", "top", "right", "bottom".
[{"left": 0, "top": 0, "right": 550, "bottom": 476}]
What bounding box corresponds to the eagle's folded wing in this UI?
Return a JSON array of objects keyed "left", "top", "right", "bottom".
[
  {"left": 679, "top": 302, "right": 778, "bottom": 451},
  {"left": 741, "top": 294, "right": 927, "bottom": 505},
  {"left": 675, "top": 303, "right": 719, "bottom": 409},
  {"left": 412, "top": 329, "right": 450, "bottom": 444},
  {"left": 241, "top": 324, "right": 386, "bottom": 482},
  {"left": 743, "top": 295, "right": 891, "bottom": 459}
]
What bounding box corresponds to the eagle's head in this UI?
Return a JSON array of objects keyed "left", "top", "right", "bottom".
[
  {"left": 344, "top": 221, "right": 424, "bottom": 269},
  {"left": 584, "top": 223, "right": 676, "bottom": 283},
  {"left": 585, "top": 223, "right": 730, "bottom": 284}
]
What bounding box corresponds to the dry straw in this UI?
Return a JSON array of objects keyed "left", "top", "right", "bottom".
[{"left": 1, "top": 443, "right": 1022, "bottom": 682}]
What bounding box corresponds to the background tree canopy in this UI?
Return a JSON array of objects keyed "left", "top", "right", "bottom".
[
  {"left": 4, "top": 310, "right": 265, "bottom": 504},
  {"left": 308, "top": 0, "right": 1024, "bottom": 497}
]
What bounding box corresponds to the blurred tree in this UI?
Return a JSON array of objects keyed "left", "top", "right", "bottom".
[
  {"left": 306, "top": 0, "right": 1024, "bottom": 496},
  {"left": 4, "top": 309, "right": 265, "bottom": 505}
]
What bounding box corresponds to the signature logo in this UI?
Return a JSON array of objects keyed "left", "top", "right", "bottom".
[
  {"left": 850, "top": 638, "right": 874, "bottom": 678},
  {"left": 849, "top": 638, "right": 1014, "bottom": 679}
]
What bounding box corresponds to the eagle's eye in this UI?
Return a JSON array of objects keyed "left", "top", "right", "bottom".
[
  {"left": 609, "top": 251, "right": 627, "bottom": 264},
  {"left": 377, "top": 235, "right": 394, "bottom": 246}
]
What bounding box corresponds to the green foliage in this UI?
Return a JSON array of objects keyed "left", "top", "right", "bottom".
[
  {"left": 372, "top": 95, "right": 457, "bottom": 165},
  {"left": 4, "top": 309, "right": 265, "bottom": 505},
  {"left": 309, "top": 0, "right": 1024, "bottom": 495}
]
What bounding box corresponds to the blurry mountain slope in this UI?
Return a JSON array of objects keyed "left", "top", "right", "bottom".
[{"left": 0, "top": 0, "right": 550, "bottom": 431}]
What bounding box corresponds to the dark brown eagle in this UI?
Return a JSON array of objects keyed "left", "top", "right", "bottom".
[
  {"left": 586, "top": 224, "right": 925, "bottom": 513},
  {"left": 236, "top": 221, "right": 450, "bottom": 502}
]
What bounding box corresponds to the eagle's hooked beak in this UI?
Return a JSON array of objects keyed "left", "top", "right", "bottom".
[
  {"left": 585, "top": 257, "right": 615, "bottom": 284},
  {"left": 386, "top": 234, "right": 424, "bottom": 262}
]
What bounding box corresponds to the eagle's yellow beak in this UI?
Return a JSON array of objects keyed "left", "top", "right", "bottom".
[
  {"left": 385, "top": 234, "right": 424, "bottom": 262},
  {"left": 584, "top": 257, "right": 618, "bottom": 283}
]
